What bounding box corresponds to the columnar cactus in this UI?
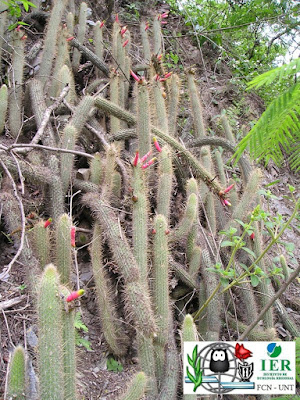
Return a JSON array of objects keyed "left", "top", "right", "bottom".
[
  {"left": 8, "top": 29, "right": 25, "bottom": 138},
  {"left": 7, "top": 345, "right": 26, "bottom": 400},
  {"left": 156, "top": 145, "right": 173, "bottom": 222},
  {"left": 37, "top": 264, "right": 64, "bottom": 400},
  {"left": 55, "top": 214, "right": 72, "bottom": 285},
  {"left": 0, "top": 84, "right": 8, "bottom": 134},
  {"left": 187, "top": 69, "right": 206, "bottom": 138},
  {"left": 37, "top": 0, "right": 68, "bottom": 87},
  {"left": 90, "top": 223, "right": 128, "bottom": 356},
  {"left": 117, "top": 372, "right": 148, "bottom": 400},
  {"left": 168, "top": 73, "right": 181, "bottom": 137},
  {"left": 72, "top": 2, "right": 88, "bottom": 71},
  {"left": 153, "top": 214, "right": 170, "bottom": 381},
  {"left": 32, "top": 220, "right": 51, "bottom": 269}
]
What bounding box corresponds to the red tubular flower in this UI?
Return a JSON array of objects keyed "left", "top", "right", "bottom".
[
  {"left": 133, "top": 150, "right": 139, "bottom": 167},
  {"left": 123, "top": 39, "right": 129, "bottom": 47},
  {"left": 130, "top": 69, "right": 141, "bottom": 82},
  {"left": 164, "top": 72, "right": 173, "bottom": 79},
  {"left": 161, "top": 20, "right": 168, "bottom": 25},
  {"left": 153, "top": 137, "right": 162, "bottom": 153},
  {"left": 152, "top": 228, "right": 156, "bottom": 234},
  {"left": 99, "top": 21, "right": 105, "bottom": 28},
  {"left": 224, "top": 183, "right": 235, "bottom": 194},
  {"left": 21, "top": 34, "right": 27, "bottom": 40},
  {"left": 66, "top": 36, "right": 75, "bottom": 41},
  {"left": 115, "top": 14, "right": 120, "bottom": 23},
  {"left": 71, "top": 226, "right": 76, "bottom": 247},
  {"left": 157, "top": 14, "right": 161, "bottom": 20},
  {"left": 250, "top": 232, "right": 255, "bottom": 240},
  {"left": 159, "top": 77, "right": 167, "bottom": 82},
  {"left": 165, "top": 229, "right": 170, "bottom": 235},
  {"left": 155, "top": 74, "right": 160, "bottom": 81},
  {"left": 235, "top": 343, "right": 252, "bottom": 360},
  {"left": 142, "top": 157, "right": 157, "bottom": 169},
  {"left": 145, "top": 22, "right": 149, "bottom": 31},
  {"left": 161, "top": 12, "right": 169, "bottom": 18},
  {"left": 157, "top": 54, "right": 163, "bottom": 61},
  {"left": 44, "top": 218, "right": 52, "bottom": 228},
  {"left": 120, "top": 26, "right": 127, "bottom": 36},
  {"left": 66, "top": 289, "right": 85, "bottom": 302},
  {"left": 140, "top": 150, "right": 152, "bottom": 163},
  {"left": 16, "top": 25, "right": 22, "bottom": 32},
  {"left": 223, "top": 199, "right": 231, "bottom": 207}
]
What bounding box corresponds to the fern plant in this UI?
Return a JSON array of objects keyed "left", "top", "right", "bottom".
[{"left": 233, "top": 58, "right": 300, "bottom": 171}]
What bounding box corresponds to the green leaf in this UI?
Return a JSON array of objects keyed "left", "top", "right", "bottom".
[
  {"left": 242, "top": 247, "right": 256, "bottom": 258},
  {"left": 194, "top": 370, "right": 203, "bottom": 392},
  {"left": 74, "top": 312, "right": 88, "bottom": 332},
  {"left": 250, "top": 274, "right": 260, "bottom": 287},
  {"left": 107, "top": 357, "right": 123, "bottom": 372},
  {"left": 221, "top": 240, "right": 235, "bottom": 247},
  {"left": 220, "top": 277, "right": 229, "bottom": 287},
  {"left": 195, "top": 357, "right": 201, "bottom": 375},
  {"left": 188, "top": 354, "right": 194, "bottom": 368},
  {"left": 186, "top": 367, "right": 196, "bottom": 384},
  {"left": 192, "top": 345, "right": 198, "bottom": 363},
  {"left": 265, "top": 180, "right": 280, "bottom": 187}
]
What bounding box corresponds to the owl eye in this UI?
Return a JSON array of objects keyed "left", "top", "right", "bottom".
[{"left": 212, "top": 350, "right": 226, "bottom": 361}]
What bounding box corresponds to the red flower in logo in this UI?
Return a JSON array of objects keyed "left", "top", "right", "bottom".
[{"left": 235, "top": 343, "right": 252, "bottom": 360}]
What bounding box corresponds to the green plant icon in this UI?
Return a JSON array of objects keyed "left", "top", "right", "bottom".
[{"left": 187, "top": 345, "right": 203, "bottom": 392}]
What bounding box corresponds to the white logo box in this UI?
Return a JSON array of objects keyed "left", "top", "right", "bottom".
[{"left": 183, "top": 341, "right": 296, "bottom": 395}]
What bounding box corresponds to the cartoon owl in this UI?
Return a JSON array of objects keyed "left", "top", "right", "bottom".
[{"left": 209, "top": 348, "right": 229, "bottom": 373}]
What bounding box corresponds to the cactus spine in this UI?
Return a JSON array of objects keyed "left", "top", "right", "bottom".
[
  {"left": 0, "top": 84, "right": 8, "bottom": 133},
  {"left": 152, "top": 80, "right": 169, "bottom": 133},
  {"left": 9, "top": 29, "right": 25, "bottom": 138},
  {"left": 55, "top": 214, "right": 72, "bottom": 285},
  {"left": 7, "top": 345, "right": 26, "bottom": 400},
  {"left": 90, "top": 223, "right": 128, "bottom": 356},
  {"left": 37, "top": 264, "right": 64, "bottom": 400},
  {"left": 153, "top": 214, "right": 170, "bottom": 381}
]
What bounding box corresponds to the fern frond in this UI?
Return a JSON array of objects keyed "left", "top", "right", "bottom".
[
  {"left": 234, "top": 83, "right": 300, "bottom": 168},
  {"left": 247, "top": 58, "right": 300, "bottom": 90}
]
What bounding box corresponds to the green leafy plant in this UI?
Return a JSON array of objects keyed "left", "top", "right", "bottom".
[
  {"left": 107, "top": 357, "right": 123, "bottom": 372},
  {"left": 234, "top": 58, "right": 300, "bottom": 170},
  {"left": 74, "top": 312, "right": 92, "bottom": 351},
  {"left": 1, "top": 0, "right": 36, "bottom": 29},
  {"left": 186, "top": 345, "right": 203, "bottom": 392}
]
